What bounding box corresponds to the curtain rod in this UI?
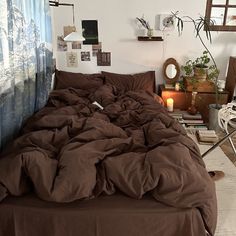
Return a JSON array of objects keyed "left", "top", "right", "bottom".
[{"left": 49, "top": 1, "right": 74, "bottom": 7}]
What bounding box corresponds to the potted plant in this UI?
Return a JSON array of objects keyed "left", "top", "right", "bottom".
[
  {"left": 182, "top": 50, "right": 219, "bottom": 80},
  {"left": 183, "top": 51, "right": 211, "bottom": 79},
  {"left": 182, "top": 50, "right": 219, "bottom": 92},
  {"left": 170, "top": 11, "right": 222, "bottom": 129}
]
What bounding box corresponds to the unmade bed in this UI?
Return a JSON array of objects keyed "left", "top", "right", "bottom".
[{"left": 0, "top": 70, "right": 217, "bottom": 236}]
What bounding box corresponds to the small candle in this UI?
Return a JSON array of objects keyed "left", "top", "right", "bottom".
[
  {"left": 175, "top": 82, "right": 180, "bottom": 91},
  {"left": 167, "top": 98, "right": 174, "bottom": 112}
]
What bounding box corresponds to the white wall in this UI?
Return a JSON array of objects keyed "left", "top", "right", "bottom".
[{"left": 51, "top": 0, "right": 236, "bottom": 87}]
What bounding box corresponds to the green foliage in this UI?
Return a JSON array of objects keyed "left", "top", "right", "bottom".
[
  {"left": 170, "top": 11, "right": 215, "bottom": 43},
  {"left": 208, "top": 65, "right": 220, "bottom": 81},
  {"left": 136, "top": 17, "right": 150, "bottom": 30},
  {"left": 194, "top": 50, "right": 210, "bottom": 68},
  {"left": 170, "top": 11, "right": 221, "bottom": 105},
  {"left": 181, "top": 60, "right": 194, "bottom": 76},
  {"left": 181, "top": 51, "right": 219, "bottom": 81}
]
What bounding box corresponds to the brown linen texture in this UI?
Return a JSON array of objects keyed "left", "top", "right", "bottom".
[
  {"left": 54, "top": 69, "right": 104, "bottom": 91},
  {"left": 102, "top": 71, "right": 156, "bottom": 93},
  {"left": 0, "top": 86, "right": 217, "bottom": 236}
]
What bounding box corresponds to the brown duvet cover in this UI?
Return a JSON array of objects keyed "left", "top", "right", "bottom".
[{"left": 0, "top": 85, "right": 217, "bottom": 235}]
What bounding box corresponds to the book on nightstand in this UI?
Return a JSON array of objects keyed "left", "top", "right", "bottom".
[
  {"left": 182, "top": 111, "right": 202, "bottom": 120},
  {"left": 169, "top": 110, "right": 208, "bottom": 132},
  {"left": 164, "top": 84, "right": 175, "bottom": 89},
  {"left": 183, "top": 119, "right": 204, "bottom": 124}
]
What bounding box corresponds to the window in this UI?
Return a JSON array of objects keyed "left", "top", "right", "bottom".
[{"left": 205, "top": 0, "right": 236, "bottom": 31}]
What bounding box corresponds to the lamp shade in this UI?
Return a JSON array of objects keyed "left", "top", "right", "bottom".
[{"left": 64, "top": 31, "right": 85, "bottom": 42}]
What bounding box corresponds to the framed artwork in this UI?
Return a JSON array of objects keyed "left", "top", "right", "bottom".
[
  {"left": 66, "top": 52, "right": 78, "bottom": 67},
  {"left": 97, "top": 52, "right": 111, "bottom": 66},
  {"left": 57, "top": 36, "right": 67, "bottom": 51},
  {"left": 81, "top": 51, "right": 91, "bottom": 61},
  {"left": 72, "top": 42, "right": 81, "bottom": 49},
  {"left": 92, "top": 42, "right": 102, "bottom": 56},
  {"left": 82, "top": 20, "right": 99, "bottom": 45}
]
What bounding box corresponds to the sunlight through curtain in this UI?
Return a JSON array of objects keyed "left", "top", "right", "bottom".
[{"left": 0, "top": 0, "right": 53, "bottom": 149}]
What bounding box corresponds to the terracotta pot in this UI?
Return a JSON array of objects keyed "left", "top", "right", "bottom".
[{"left": 194, "top": 66, "right": 208, "bottom": 81}]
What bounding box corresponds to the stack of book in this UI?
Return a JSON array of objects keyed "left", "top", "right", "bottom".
[
  {"left": 169, "top": 110, "right": 183, "bottom": 120},
  {"left": 164, "top": 84, "right": 175, "bottom": 89},
  {"left": 169, "top": 110, "right": 207, "bottom": 130},
  {"left": 196, "top": 130, "right": 219, "bottom": 145},
  {"left": 181, "top": 111, "right": 207, "bottom": 130}
]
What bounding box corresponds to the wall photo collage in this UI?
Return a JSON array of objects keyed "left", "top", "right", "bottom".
[{"left": 57, "top": 20, "right": 111, "bottom": 68}]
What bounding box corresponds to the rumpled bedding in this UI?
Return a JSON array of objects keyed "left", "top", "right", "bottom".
[{"left": 0, "top": 85, "right": 217, "bottom": 235}]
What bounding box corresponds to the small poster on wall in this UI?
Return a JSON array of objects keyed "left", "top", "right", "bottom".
[
  {"left": 66, "top": 52, "right": 78, "bottom": 67},
  {"left": 82, "top": 20, "right": 99, "bottom": 45},
  {"left": 97, "top": 52, "right": 111, "bottom": 66},
  {"left": 81, "top": 51, "right": 91, "bottom": 61},
  {"left": 92, "top": 42, "right": 102, "bottom": 56},
  {"left": 57, "top": 36, "right": 67, "bottom": 51},
  {"left": 72, "top": 42, "right": 81, "bottom": 49}
]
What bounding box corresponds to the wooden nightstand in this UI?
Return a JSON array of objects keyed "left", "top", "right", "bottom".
[{"left": 158, "top": 85, "right": 229, "bottom": 122}]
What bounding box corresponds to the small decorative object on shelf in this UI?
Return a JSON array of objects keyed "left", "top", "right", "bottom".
[
  {"left": 175, "top": 82, "right": 180, "bottom": 91},
  {"left": 147, "top": 28, "right": 154, "bottom": 39},
  {"left": 188, "top": 91, "right": 198, "bottom": 115},
  {"left": 136, "top": 16, "right": 163, "bottom": 41},
  {"left": 136, "top": 16, "right": 151, "bottom": 37},
  {"left": 217, "top": 79, "right": 226, "bottom": 92}
]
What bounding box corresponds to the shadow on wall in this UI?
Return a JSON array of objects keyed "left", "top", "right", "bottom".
[
  {"left": 212, "top": 32, "right": 236, "bottom": 78},
  {"left": 213, "top": 33, "right": 236, "bottom": 70}
]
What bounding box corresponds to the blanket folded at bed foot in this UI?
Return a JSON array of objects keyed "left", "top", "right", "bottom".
[{"left": 0, "top": 87, "right": 217, "bottom": 235}]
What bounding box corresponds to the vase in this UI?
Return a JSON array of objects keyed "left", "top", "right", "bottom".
[
  {"left": 147, "top": 29, "right": 154, "bottom": 39},
  {"left": 208, "top": 104, "right": 222, "bottom": 131},
  {"left": 188, "top": 91, "right": 198, "bottom": 115}
]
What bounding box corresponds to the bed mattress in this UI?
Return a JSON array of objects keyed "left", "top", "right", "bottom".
[{"left": 0, "top": 193, "right": 206, "bottom": 236}]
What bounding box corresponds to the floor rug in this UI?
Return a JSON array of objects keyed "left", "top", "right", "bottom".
[{"left": 190, "top": 135, "right": 236, "bottom": 236}]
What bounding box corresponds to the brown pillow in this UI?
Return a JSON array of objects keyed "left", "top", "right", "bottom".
[
  {"left": 102, "top": 71, "right": 155, "bottom": 93},
  {"left": 54, "top": 70, "right": 104, "bottom": 91}
]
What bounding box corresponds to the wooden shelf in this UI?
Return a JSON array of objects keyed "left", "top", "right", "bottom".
[{"left": 137, "top": 36, "right": 163, "bottom": 41}]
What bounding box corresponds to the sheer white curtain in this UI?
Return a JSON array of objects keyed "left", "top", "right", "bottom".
[{"left": 0, "top": 0, "right": 53, "bottom": 149}]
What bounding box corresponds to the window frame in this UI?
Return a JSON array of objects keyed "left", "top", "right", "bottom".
[{"left": 205, "top": 0, "right": 236, "bottom": 31}]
